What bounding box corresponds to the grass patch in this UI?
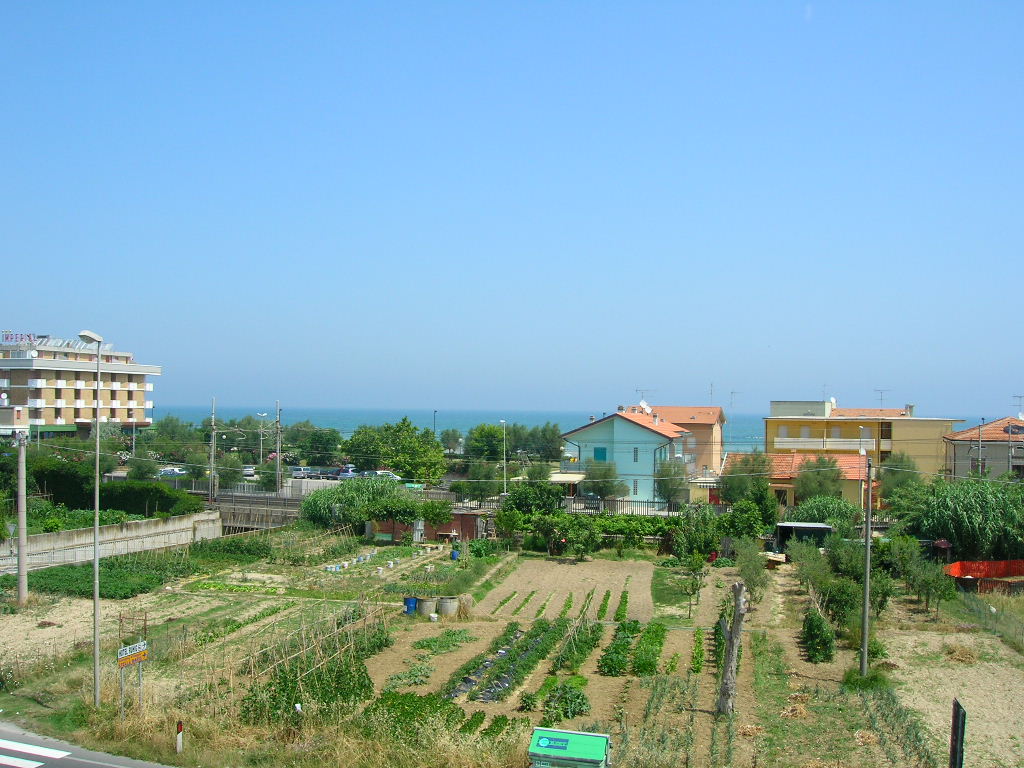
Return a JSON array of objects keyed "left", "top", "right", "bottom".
[
  {"left": 751, "top": 631, "right": 880, "bottom": 766},
  {"left": 650, "top": 567, "right": 687, "bottom": 608},
  {"left": 534, "top": 592, "right": 554, "bottom": 618}
]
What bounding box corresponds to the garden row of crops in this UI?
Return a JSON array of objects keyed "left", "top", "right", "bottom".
[
  {"left": 469, "top": 618, "right": 569, "bottom": 702},
  {"left": 442, "top": 622, "right": 523, "bottom": 698}
]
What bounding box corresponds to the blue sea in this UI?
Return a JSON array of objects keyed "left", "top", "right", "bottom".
[{"left": 157, "top": 405, "right": 767, "bottom": 453}]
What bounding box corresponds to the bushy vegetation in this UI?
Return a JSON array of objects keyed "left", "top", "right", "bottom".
[
  {"left": 789, "top": 495, "right": 861, "bottom": 533},
  {"left": 469, "top": 619, "right": 568, "bottom": 701},
  {"left": 302, "top": 477, "right": 453, "bottom": 530},
  {"left": 613, "top": 590, "right": 629, "bottom": 621},
  {"left": 734, "top": 538, "right": 768, "bottom": 602},
  {"left": 801, "top": 607, "right": 836, "bottom": 662},
  {"left": 690, "top": 627, "right": 705, "bottom": 673},
  {"left": 541, "top": 681, "right": 591, "bottom": 725},
  {"left": 596, "top": 589, "right": 612, "bottom": 619},
  {"left": 441, "top": 623, "right": 521, "bottom": 696},
  {"left": 361, "top": 692, "right": 465, "bottom": 741},
  {"left": 597, "top": 620, "right": 642, "bottom": 676},
  {"left": 630, "top": 622, "right": 667, "bottom": 676},
  {"left": 550, "top": 622, "right": 604, "bottom": 673}
]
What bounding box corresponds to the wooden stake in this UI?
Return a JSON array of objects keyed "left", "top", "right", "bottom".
[{"left": 715, "top": 581, "right": 748, "bottom": 716}]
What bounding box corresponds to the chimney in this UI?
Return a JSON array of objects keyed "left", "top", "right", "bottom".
[
  {"left": 652, "top": 413, "right": 659, "bottom": 425},
  {"left": 905, "top": 403, "right": 915, "bottom": 416},
  {"left": 617, "top": 405, "right": 625, "bottom": 412},
  {"left": 589, "top": 415, "right": 595, "bottom": 423}
]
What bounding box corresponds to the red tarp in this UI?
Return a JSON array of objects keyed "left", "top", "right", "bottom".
[{"left": 944, "top": 559, "right": 1024, "bottom": 578}]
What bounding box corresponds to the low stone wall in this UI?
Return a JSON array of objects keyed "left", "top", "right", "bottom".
[{"left": 0, "top": 511, "right": 222, "bottom": 571}]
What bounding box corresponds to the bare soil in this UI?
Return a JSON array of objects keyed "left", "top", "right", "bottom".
[
  {"left": 885, "top": 627, "right": 1024, "bottom": 768},
  {"left": 476, "top": 557, "right": 655, "bottom": 621}
]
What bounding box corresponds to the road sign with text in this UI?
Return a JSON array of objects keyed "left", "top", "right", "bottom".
[{"left": 117, "top": 640, "right": 149, "bottom": 668}]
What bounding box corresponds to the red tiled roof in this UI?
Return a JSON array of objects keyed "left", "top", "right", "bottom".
[
  {"left": 724, "top": 452, "right": 867, "bottom": 482},
  {"left": 829, "top": 407, "right": 910, "bottom": 418},
  {"left": 615, "top": 411, "right": 691, "bottom": 439},
  {"left": 648, "top": 405, "right": 725, "bottom": 426},
  {"left": 562, "top": 411, "right": 689, "bottom": 440},
  {"left": 944, "top": 416, "right": 1024, "bottom": 442}
]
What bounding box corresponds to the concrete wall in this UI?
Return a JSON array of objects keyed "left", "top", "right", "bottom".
[{"left": 0, "top": 511, "right": 221, "bottom": 572}]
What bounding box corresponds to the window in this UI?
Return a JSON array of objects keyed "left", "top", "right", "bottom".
[
  {"left": 880, "top": 451, "right": 892, "bottom": 464},
  {"left": 1012, "top": 465, "right": 1024, "bottom": 480},
  {"left": 633, "top": 447, "right": 639, "bottom": 463},
  {"left": 775, "top": 489, "right": 789, "bottom": 505},
  {"left": 831, "top": 426, "right": 841, "bottom": 438},
  {"left": 593, "top": 447, "right": 607, "bottom": 462},
  {"left": 778, "top": 425, "right": 789, "bottom": 438},
  {"left": 970, "top": 458, "right": 987, "bottom": 474},
  {"left": 632, "top": 480, "right": 638, "bottom": 496},
  {"left": 880, "top": 422, "right": 892, "bottom": 440},
  {"left": 800, "top": 426, "right": 810, "bottom": 438}
]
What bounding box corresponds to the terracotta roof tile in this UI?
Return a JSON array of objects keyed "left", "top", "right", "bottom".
[
  {"left": 561, "top": 411, "right": 689, "bottom": 441},
  {"left": 724, "top": 452, "right": 867, "bottom": 481},
  {"left": 944, "top": 416, "right": 1024, "bottom": 442},
  {"left": 647, "top": 405, "right": 725, "bottom": 426}
]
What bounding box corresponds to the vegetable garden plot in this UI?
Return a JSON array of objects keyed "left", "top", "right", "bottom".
[
  {"left": 443, "top": 623, "right": 525, "bottom": 698},
  {"left": 469, "top": 619, "right": 569, "bottom": 702}
]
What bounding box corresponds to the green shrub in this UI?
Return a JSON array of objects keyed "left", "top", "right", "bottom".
[
  {"left": 597, "top": 620, "right": 641, "bottom": 676},
  {"left": 630, "top": 622, "right": 667, "bottom": 676},
  {"left": 459, "top": 711, "right": 486, "bottom": 733},
  {"left": 541, "top": 682, "right": 591, "bottom": 725},
  {"left": 596, "top": 589, "right": 612, "bottom": 620},
  {"left": 841, "top": 666, "right": 890, "bottom": 691},
  {"left": 800, "top": 607, "right": 835, "bottom": 663},
  {"left": 734, "top": 538, "right": 768, "bottom": 602},
  {"left": 711, "top": 557, "right": 736, "bottom": 568},
  {"left": 362, "top": 692, "right": 465, "bottom": 741},
  {"left": 517, "top": 692, "right": 538, "bottom": 712},
  {"left": 480, "top": 714, "right": 510, "bottom": 739},
  {"left": 690, "top": 627, "right": 705, "bottom": 673},
  {"left": 100, "top": 481, "right": 201, "bottom": 517},
  {"left": 613, "top": 590, "right": 629, "bottom": 621}
]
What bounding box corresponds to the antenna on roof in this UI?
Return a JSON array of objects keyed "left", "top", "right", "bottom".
[
  {"left": 729, "top": 391, "right": 739, "bottom": 410},
  {"left": 1014, "top": 395, "right": 1024, "bottom": 413},
  {"left": 874, "top": 388, "right": 890, "bottom": 408},
  {"left": 635, "top": 387, "right": 655, "bottom": 402}
]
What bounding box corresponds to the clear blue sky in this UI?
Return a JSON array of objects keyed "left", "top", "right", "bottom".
[{"left": 3, "top": 2, "right": 1021, "bottom": 417}]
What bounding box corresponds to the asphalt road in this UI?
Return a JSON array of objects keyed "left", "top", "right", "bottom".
[{"left": 0, "top": 722, "right": 172, "bottom": 768}]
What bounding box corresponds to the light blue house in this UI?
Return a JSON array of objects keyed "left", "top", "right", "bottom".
[{"left": 561, "top": 408, "right": 694, "bottom": 502}]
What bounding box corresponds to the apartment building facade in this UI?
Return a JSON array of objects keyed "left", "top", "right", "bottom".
[
  {"left": 0, "top": 331, "right": 161, "bottom": 438},
  {"left": 944, "top": 416, "right": 1024, "bottom": 479},
  {"left": 764, "top": 399, "right": 961, "bottom": 476}
]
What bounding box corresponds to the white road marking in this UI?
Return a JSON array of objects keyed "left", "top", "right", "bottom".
[
  {"left": 0, "top": 754, "right": 43, "bottom": 768},
  {"left": 0, "top": 740, "right": 71, "bottom": 760}
]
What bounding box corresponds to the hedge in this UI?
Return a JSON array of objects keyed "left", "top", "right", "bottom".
[{"left": 100, "top": 481, "right": 204, "bottom": 517}]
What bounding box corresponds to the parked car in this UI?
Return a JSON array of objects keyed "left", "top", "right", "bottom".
[
  {"left": 158, "top": 467, "right": 187, "bottom": 477},
  {"left": 360, "top": 470, "right": 403, "bottom": 482},
  {"left": 576, "top": 492, "right": 601, "bottom": 510},
  {"left": 325, "top": 467, "right": 359, "bottom": 480},
  {"left": 291, "top": 466, "right": 314, "bottom": 479},
  {"left": 242, "top": 465, "right": 256, "bottom": 478}
]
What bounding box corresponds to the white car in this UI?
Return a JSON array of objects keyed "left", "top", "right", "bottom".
[
  {"left": 243, "top": 465, "right": 256, "bottom": 478},
  {"left": 158, "top": 467, "right": 187, "bottom": 477}
]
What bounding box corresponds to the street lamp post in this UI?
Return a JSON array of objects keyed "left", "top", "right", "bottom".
[
  {"left": 78, "top": 329, "right": 103, "bottom": 709},
  {"left": 500, "top": 419, "right": 507, "bottom": 494},
  {"left": 15, "top": 428, "right": 28, "bottom": 607},
  {"left": 256, "top": 412, "right": 268, "bottom": 465}
]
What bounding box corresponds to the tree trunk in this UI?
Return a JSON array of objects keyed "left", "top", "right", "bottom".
[{"left": 716, "top": 582, "right": 748, "bottom": 715}]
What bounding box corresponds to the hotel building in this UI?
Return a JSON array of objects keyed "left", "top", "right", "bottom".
[{"left": 0, "top": 331, "right": 161, "bottom": 439}]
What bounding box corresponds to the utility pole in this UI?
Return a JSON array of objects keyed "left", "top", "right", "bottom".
[
  {"left": 208, "top": 398, "right": 216, "bottom": 504},
  {"left": 709, "top": 382, "right": 714, "bottom": 405},
  {"left": 860, "top": 458, "right": 873, "bottom": 676},
  {"left": 976, "top": 417, "right": 985, "bottom": 476},
  {"left": 274, "top": 400, "right": 282, "bottom": 493},
  {"left": 16, "top": 429, "right": 28, "bottom": 607},
  {"left": 256, "top": 412, "right": 268, "bottom": 465},
  {"left": 433, "top": 410, "right": 437, "bottom": 437}
]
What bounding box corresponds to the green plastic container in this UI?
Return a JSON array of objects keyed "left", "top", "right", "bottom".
[{"left": 528, "top": 727, "right": 611, "bottom": 768}]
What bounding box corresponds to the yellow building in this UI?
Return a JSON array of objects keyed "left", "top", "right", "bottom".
[
  {"left": 0, "top": 331, "right": 161, "bottom": 439},
  {"left": 764, "top": 400, "right": 961, "bottom": 476}
]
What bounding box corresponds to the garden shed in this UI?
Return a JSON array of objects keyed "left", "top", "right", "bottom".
[{"left": 774, "top": 521, "right": 833, "bottom": 554}]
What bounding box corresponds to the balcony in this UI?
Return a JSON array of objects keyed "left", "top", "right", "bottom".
[
  {"left": 109, "top": 382, "right": 121, "bottom": 389},
  {"left": 28, "top": 379, "right": 47, "bottom": 388},
  {"left": 54, "top": 418, "right": 66, "bottom": 425},
  {"left": 0, "top": 379, "right": 8, "bottom": 388},
  {"left": 127, "top": 382, "right": 138, "bottom": 390},
  {"left": 144, "top": 400, "right": 153, "bottom": 409},
  {"left": 773, "top": 437, "right": 893, "bottom": 451},
  {"left": 75, "top": 418, "right": 90, "bottom": 423},
  {"left": 53, "top": 399, "right": 66, "bottom": 408},
  {"left": 55, "top": 379, "right": 67, "bottom": 388},
  {"left": 74, "top": 399, "right": 86, "bottom": 408},
  {"left": 144, "top": 383, "right": 153, "bottom": 392},
  {"left": 74, "top": 380, "right": 86, "bottom": 388},
  {"left": 110, "top": 400, "right": 122, "bottom": 408},
  {"left": 108, "top": 417, "right": 121, "bottom": 423},
  {"left": 27, "top": 399, "right": 47, "bottom": 408},
  {"left": 30, "top": 418, "right": 45, "bottom": 426}
]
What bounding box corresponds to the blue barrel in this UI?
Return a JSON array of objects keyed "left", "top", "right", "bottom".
[
  {"left": 451, "top": 550, "right": 460, "bottom": 561},
  {"left": 403, "top": 597, "right": 418, "bottom": 615}
]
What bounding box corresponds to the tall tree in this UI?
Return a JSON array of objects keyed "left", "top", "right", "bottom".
[
  {"left": 528, "top": 422, "right": 564, "bottom": 461},
  {"left": 439, "top": 428, "right": 462, "bottom": 454},
  {"left": 880, "top": 451, "right": 920, "bottom": 501},
  {"left": 720, "top": 451, "right": 771, "bottom": 504},
  {"left": 580, "top": 461, "right": 629, "bottom": 500},
  {"left": 794, "top": 456, "right": 843, "bottom": 501},
  {"left": 344, "top": 418, "right": 446, "bottom": 482},
  {"left": 303, "top": 428, "right": 341, "bottom": 466},
  {"left": 655, "top": 460, "right": 690, "bottom": 511},
  {"left": 450, "top": 462, "right": 502, "bottom": 503},
  {"left": 465, "top": 424, "right": 504, "bottom": 461}
]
